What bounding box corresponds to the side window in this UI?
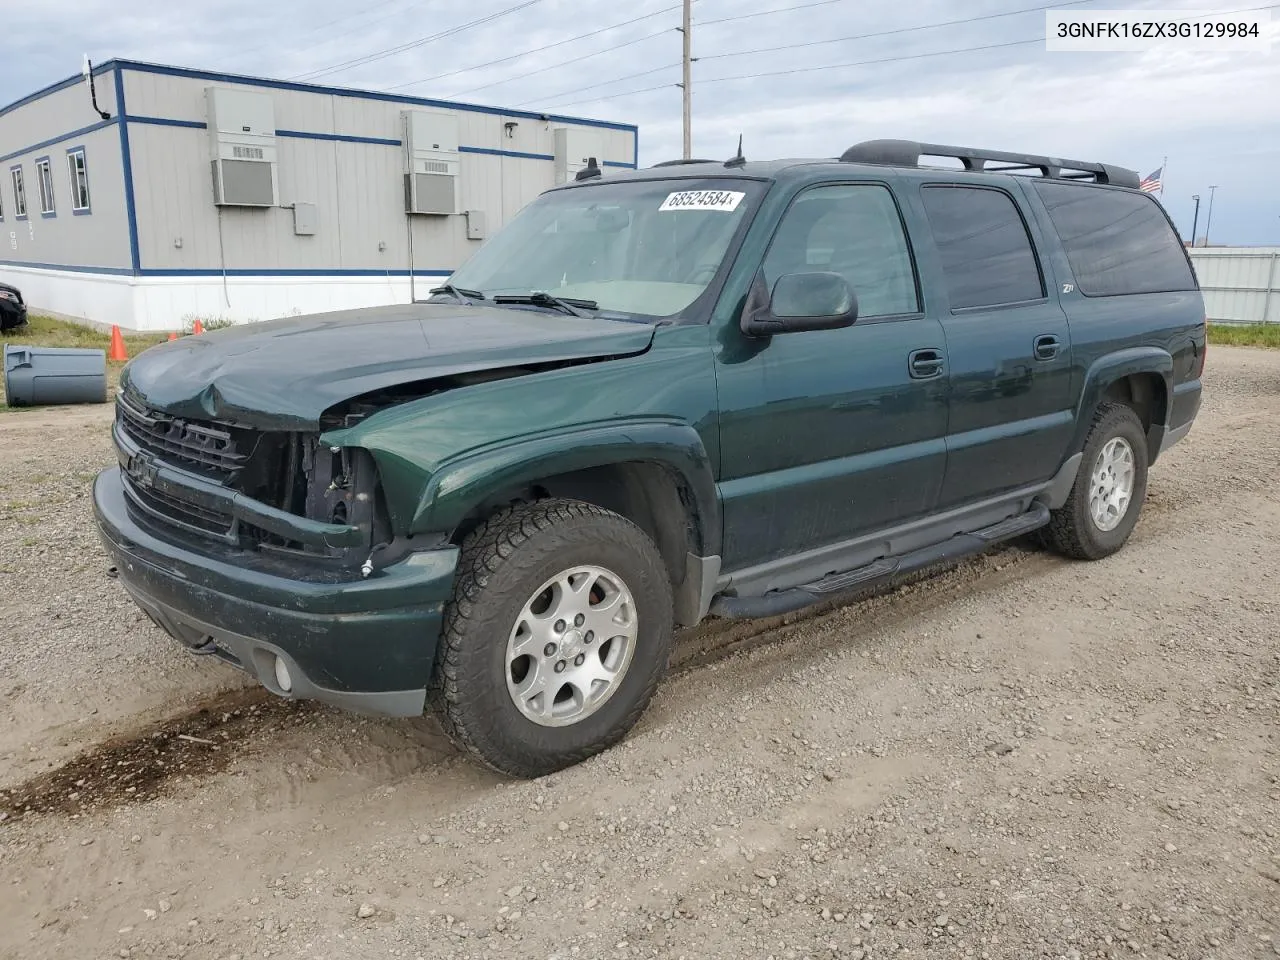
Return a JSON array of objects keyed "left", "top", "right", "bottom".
[
  {"left": 1033, "top": 181, "right": 1195, "bottom": 296},
  {"left": 11, "top": 166, "right": 27, "bottom": 218},
  {"left": 921, "top": 186, "right": 1044, "bottom": 310},
  {"left": 35, "top": 157, "right": 55, "bottom": 216},
  {"left": 66, "top": 148, "right": 91, "bottom": 213},
  {"left": 763, "top": 183, "right": 919, "bottom": 319}
]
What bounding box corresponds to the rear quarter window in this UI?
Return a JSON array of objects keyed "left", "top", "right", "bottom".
[{"left": 1033, "top": 182, "right": 1196, "bottom": 297}]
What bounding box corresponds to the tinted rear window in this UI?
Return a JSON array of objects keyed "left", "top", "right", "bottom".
[
  {"left": 1034, "top": 182, "right": 1196, "bottom": 297},
  {"left": 920, "top": 186, "right": 1045, "bottom": 310}
]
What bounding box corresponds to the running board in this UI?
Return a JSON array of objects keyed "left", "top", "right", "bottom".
[{"left": 709, "top": 502, "right": 1050, "bottom": 620}]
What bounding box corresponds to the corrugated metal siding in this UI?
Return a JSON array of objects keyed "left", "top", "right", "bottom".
[
  {"left": 0, "top": 73, "right": 131, "bottom": 271},
  {"left": 1188, "top": 247, "right": 1280, "bottom": 324},
  {"left": 123, "top": 69, "right": 637, "bottom": 275}
]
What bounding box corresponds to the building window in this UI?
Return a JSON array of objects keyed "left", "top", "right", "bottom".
[
  {"left": 66, "top": 147, "right": 91, "bottom": 214},
  {"left": 10, "top": 166, "right": 27, "bottom": 219},
  {"left": 35, "top": 157, "right": 56, "bottom": 217}
]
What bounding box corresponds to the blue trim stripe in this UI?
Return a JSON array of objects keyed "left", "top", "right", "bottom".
[
  {"left": 0, "top": 63, "right": 115, "bottom": 121},
  {"left": 127, "top": 115, "right": 205, "bottom": 130},
  {"left": 0, "top": 261, "right": 452, "bottom": 278},
  {"left": 276, "top": 128, "right": 400, "bottom": 147},
  {"left": 0, "top": 260, "right": 134, "bottom": 275},
  {"left": 115, "top": 68, "right": 141, "bottom": 274},
  {"left": 138, "top": 268, "right": 452, "bottom": 278},
  {"left": 458, "top": 145, "right": 553, "bottom": 161},
  {"left": 112, "top": 59, "right": 637, "bottom": 133},
  {"left": 0, "top": 118, "right": 116, "bottom": 165},
  {"left": 122, "top": 117, "right": 633, "bottom": 165}
]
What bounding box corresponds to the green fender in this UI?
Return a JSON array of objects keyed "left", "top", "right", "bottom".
[
  {"left": 411, "top": 418, "right": 722, "bottom": 554},
  {"left": 1070, "top": 346, "right": 1173, "bottom": 458}
]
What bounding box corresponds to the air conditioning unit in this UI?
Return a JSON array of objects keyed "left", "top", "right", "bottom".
[
  {"left": 403, "top": 110, "right": 459, "bottom": 216},
  {"left": 553, "top": 127, "right": 606, "bottom": 185},
  {"left": 206, "top": 87, "right": 278, "bottom": 207}
]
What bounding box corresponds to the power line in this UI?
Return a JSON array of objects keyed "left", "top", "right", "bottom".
[
  {"left": 231, "top": 0, "right": 424, "bottom": 65},
  {"left": 288, "top": 0, "right": 544, "bottom": 82},
  {"left": 511, "top": 60, "right": 682, "bottom": 108},
  {"left": 229, "top": 0, "right": 413, "bottom": 63},
  {"left": 454, "top": 27, "right": 676, "bottom": 97},
  {"left": 381, "top": 6, "right": 681, "bottom": 92},
  {"left": 537, "top": 0, "right": 1280, "bottom": 111},
  {"left": 696, "top": 0, "right": 850, "bottom": 27},
  {"left": 698, "top": 0, "right": 1095, "bottom": 62},
  {"left": 541, "top": 36, "right": 1043, "bottom": 110}
]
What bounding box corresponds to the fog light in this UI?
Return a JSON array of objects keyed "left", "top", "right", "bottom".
[{"left": 273, "top": 655, "right": 293, "bottom": 693}]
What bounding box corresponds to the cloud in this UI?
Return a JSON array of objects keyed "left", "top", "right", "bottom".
[{"left": 4, "top": 0, "right": 1277, "bottom": 242}]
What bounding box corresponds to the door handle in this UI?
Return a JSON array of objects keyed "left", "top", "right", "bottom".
[
  {"left": 908, "top": 348, "right": 945, "bottom": 379},
  {"left": 1033, "top": 335, "right": 1061, "bottom": 361}
]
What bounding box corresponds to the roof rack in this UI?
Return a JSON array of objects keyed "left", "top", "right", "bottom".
[
  {"left": 651, "top": 158, "right": 717, "bottom": 167},
  {"left": 838, "top": 139, "right": 1139, "bottom": 189}
]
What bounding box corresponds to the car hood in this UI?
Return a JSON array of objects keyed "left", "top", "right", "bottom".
[{"left": 120, "top": 302, "right": 657, "bottom": 430}]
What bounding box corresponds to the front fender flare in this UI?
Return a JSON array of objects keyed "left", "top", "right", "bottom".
[{"left": 411, "top": 419, "right": 722, "bottom": 555}]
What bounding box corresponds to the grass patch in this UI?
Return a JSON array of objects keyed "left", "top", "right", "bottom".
[
  {"left": 5, "top": 314, "right": 170, "bottom": 353},
  {"left": 1, "top": 315, "right": 171, "bottom": 409},
  {"left": 1207, "top": 322, "right": 1280, "bottom": 348}
]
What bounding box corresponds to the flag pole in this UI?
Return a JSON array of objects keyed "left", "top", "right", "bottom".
[{"left": 1161, "top": 155, "right": 1167, "bottom": 195}]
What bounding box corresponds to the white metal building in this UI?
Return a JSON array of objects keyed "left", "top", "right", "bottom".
[
  {"left": 0, "top": 59, "right": 638, "bottom": 330},
  {"left": 1187, "top": 247, "right": 1280, "bottom": 324}
]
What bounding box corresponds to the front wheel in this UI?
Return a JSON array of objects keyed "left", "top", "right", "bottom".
[
  {"left": 1042, "top": 402, "right": 1149, "bottom": 560},
  {"left": 433, "top": 499, "right": 674, "bottom": 777}
]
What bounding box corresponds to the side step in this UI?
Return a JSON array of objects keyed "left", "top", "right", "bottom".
[{"left": 709, "top": 502, "right": 1050, "bottom": 620}]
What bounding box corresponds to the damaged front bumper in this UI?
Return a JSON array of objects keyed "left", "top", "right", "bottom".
[{"left": 93, "top": 466, "right": 458, "bottom": 717}]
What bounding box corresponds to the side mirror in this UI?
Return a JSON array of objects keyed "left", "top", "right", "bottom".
[{"left": 740, "top": 271, "right": 858, "bottom": 337}]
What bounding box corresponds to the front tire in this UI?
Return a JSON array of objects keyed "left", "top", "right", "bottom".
[
  {"left": 433, "top": 499, "right": 674, "bottom": 777},
  {"left": 1042, "top": 402, "right": 1149, "bottom": 560}
]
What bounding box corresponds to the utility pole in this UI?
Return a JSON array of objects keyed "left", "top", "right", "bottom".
[
  {"left": 1190, "top": 195, "right": 1200, "bottom": 247},
  {"left": 680, "top": 0, "right": 692, "bottom": 159},
  {"left": 1204, "top": 185, "right": 1219, "bottom": 246}
]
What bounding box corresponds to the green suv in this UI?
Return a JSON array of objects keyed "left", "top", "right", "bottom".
[{"left": 94, "top": 139, "right": 1206, "bottom": 776}]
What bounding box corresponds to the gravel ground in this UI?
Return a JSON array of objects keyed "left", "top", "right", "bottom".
[{"left": 1, "top": 347, "right": 1278, "bottom": 960}]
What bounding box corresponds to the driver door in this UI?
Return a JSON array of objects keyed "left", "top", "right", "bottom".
[{"left": 713, "top": 181, "right": 950, "bottom": 574}]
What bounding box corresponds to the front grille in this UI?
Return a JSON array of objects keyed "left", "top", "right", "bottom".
[
  {"left": 128, "top": 482, "right": 234, "bottom": 536},
  {"left": 116, "top": 391, "right": 253, "bottom": 484}
]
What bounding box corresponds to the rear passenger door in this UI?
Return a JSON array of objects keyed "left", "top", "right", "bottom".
[{"left": 916, "top": 183, "right": 1074, "bottom": 507}]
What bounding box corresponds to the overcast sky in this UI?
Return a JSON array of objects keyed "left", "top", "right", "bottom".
[{"left": 6, "top": 0, "right": 1278, "bottom": 243}]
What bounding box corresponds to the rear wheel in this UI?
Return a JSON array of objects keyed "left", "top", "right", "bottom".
[
  {"left": 1042, "top": 403, "right": 1149, "bottom": 560},
  {"left": 433, "top": 498, "right": 674, "bottom": 777}
]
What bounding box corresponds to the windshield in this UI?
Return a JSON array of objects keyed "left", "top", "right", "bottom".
[{"left": 444, "top": 177, "right": 765, "bottom": 320}]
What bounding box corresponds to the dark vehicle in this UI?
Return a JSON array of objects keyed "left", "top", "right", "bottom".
[
  {"left": 93, "top": 139, "right": 1205, "bottom": 776},
  {"left": 0, "top": 282, "right": 27, "bottom": 331}
]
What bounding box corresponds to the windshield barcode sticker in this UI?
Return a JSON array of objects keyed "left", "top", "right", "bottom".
[{"left": 659, "top": 190, "right": 745, "bottom": 212}]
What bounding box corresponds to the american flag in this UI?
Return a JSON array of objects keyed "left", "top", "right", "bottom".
[{"left": 1139, "top": 167, "right": 1163, "bottom": 193}]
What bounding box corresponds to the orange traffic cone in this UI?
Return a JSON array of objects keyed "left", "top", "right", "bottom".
[
  {"left": 192, "top": 318, "right": 205, "bottom": 335},
  {"left": 107, "top": 324, "right": 128, "bottom": 362},
  {"left": 168, "top": 332, "right": 178, "bottom": 341}
]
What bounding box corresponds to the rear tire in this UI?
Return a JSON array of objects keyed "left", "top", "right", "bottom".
[
  {"left": 1042, "top": 403, "right": 1149, "bottom": 560},
  {"left": 433, "top": 498, "right": 674, "bottom": 777}
]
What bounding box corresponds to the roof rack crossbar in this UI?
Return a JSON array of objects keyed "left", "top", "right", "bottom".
[
  {"left": 650, "top": 158, "right": 717, "bottom": 167},
  {"left": 838, "top": 139, "right": 1140, "bottom": 189}
]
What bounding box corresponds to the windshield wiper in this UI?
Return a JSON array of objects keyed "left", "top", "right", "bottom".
[
  {"left": 427, "top": 284, "right": 486, "bottom": 304},
  {"left": 492, "top": 291, "right": 598, "bottom": 318}
]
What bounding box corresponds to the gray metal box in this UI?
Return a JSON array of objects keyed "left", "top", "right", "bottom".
[
  {"left": 465, "top": 209, "right": 486, "bottom": 240},
  {"left": 213, "top": 159, "right": 275, "bottom": 207},
  {"left": 292, "top": 201, "right": 318, "bottom": 236}
]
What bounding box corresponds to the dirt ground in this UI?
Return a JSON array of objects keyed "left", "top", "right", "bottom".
[{"left": 1, "top": 347, "right": 1277, "bottom": 960}]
